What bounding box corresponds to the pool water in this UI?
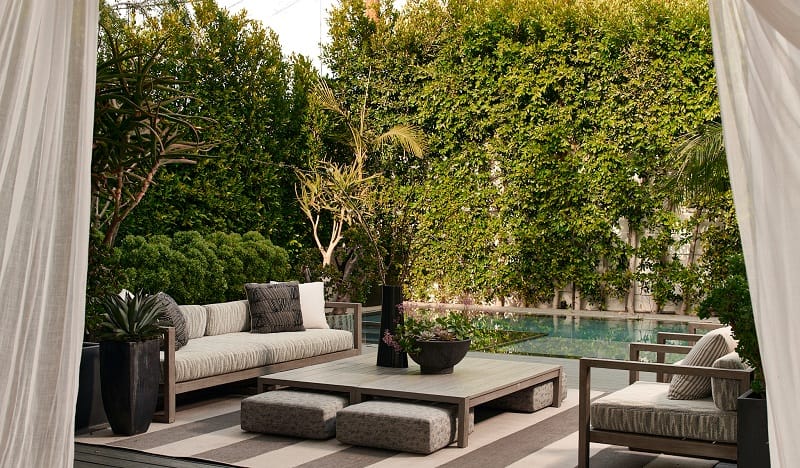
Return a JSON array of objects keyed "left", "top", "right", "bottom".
[
  {"left": 364, "top": 311, "right": 691, "bottom": 361},
  {"left": 479, "top": 314, "right": 688, "bottom": 361}
]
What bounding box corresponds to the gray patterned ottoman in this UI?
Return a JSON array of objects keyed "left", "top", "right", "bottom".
[
  {"left": 336, "top": 400, "right": 472, "bottom": 454},
  {"left": 241, "top": 390, "right": 349, "bottom": 439},
  {"left": 485, "top": 369, "right": 567, "bottom": 412}
]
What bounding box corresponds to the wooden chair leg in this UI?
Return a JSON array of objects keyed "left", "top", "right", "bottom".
[{"left": 578, "top": 359, "right": 591, "bottom": 468}]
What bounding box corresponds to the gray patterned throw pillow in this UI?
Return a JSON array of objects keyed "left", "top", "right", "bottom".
[
  {"left": 154, "top": 292, "right": 188, "bottom": 350},
  {"left": 244, "top": 283, "right": 305, "bottom": 333}
]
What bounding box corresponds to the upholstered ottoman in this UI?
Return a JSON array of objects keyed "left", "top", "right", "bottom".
[
  {"left": 336, "top": 400, "right": 472, "bottom": 454},
  {"left": 241, "top": 390, "right": 349, "bottom": 439},
  {"left": 486, "top": 370, "right": 568, "bottom": 413}
]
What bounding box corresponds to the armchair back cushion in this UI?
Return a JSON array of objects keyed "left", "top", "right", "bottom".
[
  {"left": 205, "top": 300, "right": 250, "bottom": 336},
  {"left": 668, "top": 326, "right": 736, "bottom": 400},
  {"left": 179, "top": 305, "right": 208, "bottom": 339},
  {"left": 711, "top": 351, "right": 748, "bottom": 411}
]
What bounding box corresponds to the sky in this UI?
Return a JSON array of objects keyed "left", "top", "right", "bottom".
[
  {"left": 216, "top": 0, "right": 405, "bottom": 74},
  {"left": 217, "top": 0, "right": 333, "bottom": 71}
]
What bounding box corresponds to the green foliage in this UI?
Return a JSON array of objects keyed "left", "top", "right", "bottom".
[
  {"left": 110, "top": 0, "right": 317, "bottom": 250},
  {"left": 116, "top": 231, "right": 289, "bottom": 304},
  {"left": 385, "top": 310, "right": 473, "bottom": 353},
  {"left": 93, "top": 5, "right": 212, "bottom": 249},
  {"left": 324, "top": 0, "right": 720, "bottom": 308},
  {"left": 698, "top": 254, "right": 763, "bottom": 393},
  {"left": 97, "top": 290, "right": 164, "bottom": 342}
]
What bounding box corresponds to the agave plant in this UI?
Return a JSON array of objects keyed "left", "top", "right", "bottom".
[{"left": 97, "top": 291, "right": 164, "bottom": 342}]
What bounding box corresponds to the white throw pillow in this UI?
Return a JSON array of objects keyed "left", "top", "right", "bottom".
[
  {"left": 298, "top": 282, "right": 329, "bottom": 329},
  {"left": 270, "top": 281, "right": 329, "bottom": 329}
]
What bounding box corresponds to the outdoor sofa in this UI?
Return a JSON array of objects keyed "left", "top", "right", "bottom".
[
  {"left": 154, "top": 283, "right": 362, "bottom": 423},
  {"left": 578, "top": 325, "right": 752, "bottom": 466}
]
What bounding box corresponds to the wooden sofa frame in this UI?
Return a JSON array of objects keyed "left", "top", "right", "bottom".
[
  {"left": 578, "top": 327, "right": 752, "bottom": 467},
  {"left": 154, "top": 301, "right": 362, "bottom": 423}
]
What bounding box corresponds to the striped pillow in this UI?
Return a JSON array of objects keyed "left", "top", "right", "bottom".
[
  {"left": 245, "top": 283, "right": 305, "bottom": 333},
  {"left": 668, "top": 327, "right": 735, "bottom": 400}
]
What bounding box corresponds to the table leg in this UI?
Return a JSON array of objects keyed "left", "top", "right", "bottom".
[
  {"left": 552, "top": 371, "right": 562, "bottom": 408},
  {"left": 457, "top": 401, "right": 469, "bottom": 448}
]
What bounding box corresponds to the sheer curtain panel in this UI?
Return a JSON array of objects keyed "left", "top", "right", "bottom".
[
  {"left": 0, "top": 0, "right": 97, "bottom": 466},
  {"left": 709, "top": 0, "right": 800, "bottom": 466}
]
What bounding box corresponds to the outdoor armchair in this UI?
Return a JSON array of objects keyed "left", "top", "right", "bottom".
[{"left": 578, "top": 327, "right": 752, "bottom": 467}]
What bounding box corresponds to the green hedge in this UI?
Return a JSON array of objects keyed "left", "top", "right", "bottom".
[{"left": 116, "top": 231, "right": 290, "bottom": 304}]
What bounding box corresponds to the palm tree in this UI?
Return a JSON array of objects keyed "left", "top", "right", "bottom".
[{"left": 664, "top": 121, "right": 728, "bottom": 204}]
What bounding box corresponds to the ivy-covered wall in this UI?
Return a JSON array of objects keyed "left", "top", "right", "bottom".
[{"left": 324, "top": 0, "right": 725, "bottom": 312}]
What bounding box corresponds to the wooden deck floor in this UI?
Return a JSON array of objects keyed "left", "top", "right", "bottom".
[
  {"left": 72, "top": 347, "right": 649, "bottom": 467},
  {"left": 75, "top": 443, "right": 232, "bottom": 467}
]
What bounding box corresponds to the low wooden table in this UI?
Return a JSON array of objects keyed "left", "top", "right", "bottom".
[{"left": 257, "top": 353, "right": 562, "bottom": 447}]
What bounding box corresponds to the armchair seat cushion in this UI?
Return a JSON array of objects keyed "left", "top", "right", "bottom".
[{"left": 591, "top": 381, "right": 737, "bottom": 443}]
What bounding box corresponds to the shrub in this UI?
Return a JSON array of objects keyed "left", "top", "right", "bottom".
[{"left": 115, "top": 231, "right": 289, "bottom": 305}]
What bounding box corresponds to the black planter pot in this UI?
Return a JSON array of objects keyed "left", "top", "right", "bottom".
[
  {"left": 75, "top": 342, "right": 108, "bottom": 434},
  {"left": 409, "top": 339, "right": 471, "bottom": 374},
  {"left": 737, "top": 389, "right": 770, "bottom": 467},
  {"left": 100, "top": 339, "right": 161, "bottom": 436},
  {"left": 376, "top": 285, "right": 408, "bottom": 368}
]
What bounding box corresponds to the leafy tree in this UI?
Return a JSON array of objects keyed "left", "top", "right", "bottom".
[
  {"left": 296, "top": 78, "right": 425, "bottom": 300},
  {"left": 114, "top": 1, "right": 317, "bottom": 251},
  {"left": 92, "top": 10, "right": 212, "bottom": 249}
]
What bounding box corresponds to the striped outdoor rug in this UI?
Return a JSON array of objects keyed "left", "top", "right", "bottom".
[{"left": 76, "top": 392, "right": 722, "bottom": 468}]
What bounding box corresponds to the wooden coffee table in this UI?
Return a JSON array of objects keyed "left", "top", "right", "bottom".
[{"left": 257, "top": 353, "right": 563, "bottom": 447}]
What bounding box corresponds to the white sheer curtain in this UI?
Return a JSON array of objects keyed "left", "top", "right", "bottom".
[
  {"left": 709, "top": 0, "right": 800, "bottom": 466},
  {"left": 0, "top": 0, "right": 97, "bottom": 466}
]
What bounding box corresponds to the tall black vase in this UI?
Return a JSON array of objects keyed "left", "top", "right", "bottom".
[
  {"left": 100, "top": 339, "right": 161, "bottom": 435},
  {"left": 376, "top": 285, "right": 408, "bottom": 368},
  {"left": 75, "top": 342, "right": 107, "bottom": 434},
  {"left": 737, "top": 390, "right": 771, "bottom": 467}
]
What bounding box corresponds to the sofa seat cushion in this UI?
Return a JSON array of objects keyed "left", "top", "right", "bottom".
[
  {"left": 169, "top": 329, "right": 353, "bottom": 382},
  {"left": 591, "top": 381, "right": 736, "bottom": 443}
]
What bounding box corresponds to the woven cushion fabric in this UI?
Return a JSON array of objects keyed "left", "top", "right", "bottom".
[
  {"left": 336, "top": 401, "right": 456, "bottom": 454},
  {"left": 154, "top": 292, "right": 188, "bottom": 350},
  {"left": 168, "top": 329, "right": 353, "bottom": 382},
  {"left": 711, "top": 351, "right": 748, "bottom": 411},
  {"left": 204, "top": 300, "right": 250, "bottom": 336},
  {"left": 592, "top": 381, "right": 736, "bottom": 443},
  {"left": 178, "top": 305, "right": 207, "bottom": 340},
  {"left": 241, "top": 390, "right": 349, "bottom": 439},
  {"left": 668, "top": 326, "right": 736, "bottom": 400},
  {"left": 245, "top": 282, "right": 305, "bottom": 333},
  {"left": 271, "top": 281, "right": 329, "bottom": 329},
  {"left": 486, "top": 369, "right": 568, "bottom": 412}
]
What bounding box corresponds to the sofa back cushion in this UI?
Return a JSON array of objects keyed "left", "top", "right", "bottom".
[
  {"left": 711, "top": 351, "right": 748, "bottom": 411},
  {"left": 668, "top": 326, "right": 736, "bottom": 400},
  {"left": 179, "top": 305, "right": 208, "bottom": 340},
  {"left": 204, "top": 300, "right": 250, "bottom": 336}
]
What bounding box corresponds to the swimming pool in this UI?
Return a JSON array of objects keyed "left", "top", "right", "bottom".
[
  {"left": 478, "top": 313, "right": 688, "bottom": 361},
  {"left": 364, "top": 310, "right": 692, "bottom": 361}
]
